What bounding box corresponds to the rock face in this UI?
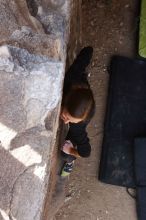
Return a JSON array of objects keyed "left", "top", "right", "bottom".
[
  {"left": 0, "top": 0, "right": 82, "bottom": 219},
  {"left": 0, "top": 44, "right": 63, "bottom": 220}
]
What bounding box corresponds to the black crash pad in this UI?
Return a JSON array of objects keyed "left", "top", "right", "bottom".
[
  {"left": 137, "top": 188, "right": 146, "bottom": 220},
  {"left": 99, "top": 56, "right": 146, "bottom": 188},
  {"left": 134, "top": 138, "right": 146, "bottom": 220}
]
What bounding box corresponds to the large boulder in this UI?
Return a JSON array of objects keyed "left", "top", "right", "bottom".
[
  {"left": 0, "top": 0, "right": 82, "bottom": 219},
  {"left": 0, "top": 45, "right": 64, "bottom": 220}
]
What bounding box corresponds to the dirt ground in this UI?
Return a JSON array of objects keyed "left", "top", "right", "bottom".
[{"left": 51, "top": 0, "right": 139, "bottom": 219}]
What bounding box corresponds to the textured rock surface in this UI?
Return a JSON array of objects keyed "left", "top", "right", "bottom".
[
  {"left": 0, "top": 0, "right": 81, "bottom": 219},
  {"left": 0, "top": 45, "right": 63, "bottom": 220},
  {"left": 10, "top": 26, "right": 63, "bottom": 60},
  {"left": 0, "top": 0, "right": 70, "bottom": 60}
]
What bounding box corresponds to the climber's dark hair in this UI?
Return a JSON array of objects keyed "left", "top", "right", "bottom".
[{"left": 62, "top": 84, "right": 95, "bottom": 121}]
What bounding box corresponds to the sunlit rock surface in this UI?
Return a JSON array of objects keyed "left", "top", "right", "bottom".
[
  {"left": 0, "top": 45, "right": 63, "bottom": 220},
  {"left": 0, "top": 0, "right": 81, "bottom": 219}
]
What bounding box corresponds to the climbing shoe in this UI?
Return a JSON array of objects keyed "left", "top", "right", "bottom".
[{"left": 61, "top": 162, "right": 74, "bottom": 177}]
